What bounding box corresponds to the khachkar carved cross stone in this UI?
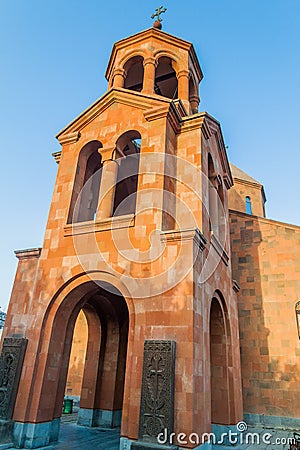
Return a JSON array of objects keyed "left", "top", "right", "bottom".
[
  {"left": 0, "top": 338, "right": 28, "bottom": 420},
  {"left": 138, "top": 340, "right": 176, "bottom": 446}
]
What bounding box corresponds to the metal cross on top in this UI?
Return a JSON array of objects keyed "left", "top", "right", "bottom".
[{"left": 151, "top": 6, "right": 167, "bottom": 23}]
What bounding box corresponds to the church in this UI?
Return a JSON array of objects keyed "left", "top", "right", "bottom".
[{"left": 0, "top": 14, "right": 299, "bottom": 450}]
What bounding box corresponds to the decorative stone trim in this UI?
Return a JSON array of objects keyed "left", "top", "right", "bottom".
[
  {"left": 172, "top": 99, "right": 188, "bottom": 118},
  {"left": 144, "top": 105, "right": 171, "bottom": 122},
  {"left": 57, "top": 131, "right": 81, "bottom": 146},
  {"left": 64, "top": 213, "right": 135, "bottom": 236},
  {"left": 144, "top": 104, "right": 181, "bottom": 134},
  {"left": 52, "top": 151, "right": 62, "bottom": 164},
  {"left": 56, "top": 89, "right": 174, "bottom": 140},
  {"left": 223, "top": 172, "right": 232, "bottom": 190},
  {"left": 180, "top": 114, "right": 209, "bottom": 136},
  {"left": 14, "top": 248, "right": 42, "bottom": 260},
  {"left": 113, "top": 67, "right": 126, "bottom": 77},
  {"left": 210, "top": 233, "right": 229, "bottom": 266},
  {"left": 143, "top": 56, "right": 156, "bottom": 67},
  {"left": 161, "top": 228, "right": 207, "bottom": 250},
  {"left": 177, "top": 69, "right": 190, "bottom": 79}
]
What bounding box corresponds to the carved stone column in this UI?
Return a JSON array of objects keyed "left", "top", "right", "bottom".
[
  {"left": 189, "top": 94, "right": 200, "bottom": 114},
  {"left": 96, "top": 149, "right": 118, "bottom": 220},
  {"left": 177, "top": 69, "right": 190, "bottom": 112},
  {"left": 142, "top": 57, "right": 156, "bottom": 95},
  {"left": 113, "top": 68, "right": 126, "bottom": 88}
]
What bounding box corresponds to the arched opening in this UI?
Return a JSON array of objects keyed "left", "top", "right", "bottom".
[
  {"left": 68, "top": 140, "right": 103, "bottom": 223},
  {"left": 112, "top": 130, "right": 141, "bottom": 216},
  {"left": 209, "top": 297, "right": 231, "bottom": 425},
  {"left": 35, "top": 280, "right": 129, "bottom": 445},
  {"left": 124, "top": 56, "right": 144, "bottom": 92},
  {"left": 154, "top": 57, "right": 178, "bottom": 99},
  {"left": 245, "top": 196, "right": 252, "bottom": 215},
  {"left": 208, "top": 154, "right": 218, "bottom": 235}
]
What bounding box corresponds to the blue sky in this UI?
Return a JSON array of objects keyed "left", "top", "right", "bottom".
[{"left": 0, "top": 0, "right": 299, "bottom": 310}]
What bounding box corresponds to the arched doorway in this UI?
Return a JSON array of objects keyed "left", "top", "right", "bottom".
[
  {"left": 29, "top": 278, "right": 130, "bottom": 446},
  {"left": 209, "top": 295, "right": 233, "bottom": 425}
]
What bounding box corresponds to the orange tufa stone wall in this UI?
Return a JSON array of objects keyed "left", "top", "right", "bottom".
[
  {"left": 230, "top": 210, "right": 300, "bottom": 418},
  {"left": 2, "top": 28, "right": 244, "bottom": 449}
]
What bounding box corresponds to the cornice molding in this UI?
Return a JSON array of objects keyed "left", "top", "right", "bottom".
[
  {"left": 56, "top": 88, "right": 173, "bottom": 142},
  {"left": 233, "top": 177, "right": 263, "bottom": 190},
  {"left": 161, "top": 228, "right": 207, "bottom": 250},
  {"left": 229, "top": 209, "right": 300, "bottom": 231},
  {"left": 144, "top": 102, "right": 181, "bottom": 134},
  {"left": 57, "top": 131, "right": 81, "bottom": 146},
  {"left": 52, "top": 151, "right": 62, "bottom": 164},
  {"left": 15, "top": 248, "right": 42, "bottom": 260},
  {"left": 197, "top": 113, "right": 233, "bottom": 189},
  {"left": 232, "top": 178, "right": 267, "bottom": 204},
  {"left": 144, "top": 105, "right": 171, "bottom": 122},
  {"left": 180, "top": 114, "right": 208, "bottom": 136},
  {"left": 64, "top": 214, "right": 135, "bottom": 236}
]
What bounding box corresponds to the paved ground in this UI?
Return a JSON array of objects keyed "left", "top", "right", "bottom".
[
  {"left": 53, "top": 420, "right": 297, "bottom": 450},
  {"left": 2, "top": 415, "right": 298, "bottom": 450},
  {"left": 53, "top": 422, "right": 120, "bottom": 450}
]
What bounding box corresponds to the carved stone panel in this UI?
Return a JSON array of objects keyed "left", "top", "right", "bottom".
[
  {"left": 138, "top": 340, "right": 176, "bottom": 443},
  {"left": 0, "top": 338, "right": 28, "bottom": 420}
]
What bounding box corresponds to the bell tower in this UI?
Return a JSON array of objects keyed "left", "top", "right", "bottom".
[
  {"left": 106, "top": 27, "right": 203, "bottom": 114},
  {"left": 1, "top": 22, "right": 243, "bottom": 450}
]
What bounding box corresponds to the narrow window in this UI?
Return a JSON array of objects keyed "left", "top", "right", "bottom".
[
  {"left": 295, "top": 301, "right": 300, "bottom": 339},
  {"left": 245, "top": 196, "right": 252, "bottom": 215},
  {"left": 208, "top": 154, "right": 218, "bottom": 235},
  {"left": 68, "top": 141, "right": 103, "bottom": 223},
  {"left": 112, "top": 131, "right": 141, "bottom": 216}
]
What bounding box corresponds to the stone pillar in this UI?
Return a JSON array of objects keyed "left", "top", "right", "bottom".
[
  {"left": 113, "top": 68, "right": 126, "bottom": 88},
  {"left": 209, "top": 180, "right": 219, "bottom": 236},
  {"left": 96, "top": 150, "right": 118, "bottom": 220},
  {"left": 189, "top": 94, "right": 200, "bottom": 114},
  {"left": 142, "top": 57, "right": 156, "bottom": 95},
  {"left": 177, "top": 69, "right": 190, "bottom": 112}
]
